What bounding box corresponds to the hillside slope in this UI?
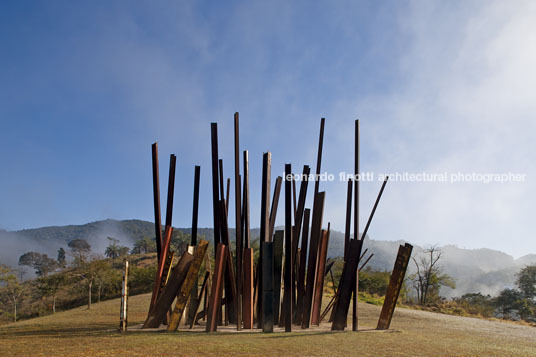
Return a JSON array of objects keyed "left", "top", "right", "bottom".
[
  {"left": 0, "top": 293, "right": 534, "bottom": 356},
  {"left": 2, "top": 219, "right": 535, "bottom": 297}
]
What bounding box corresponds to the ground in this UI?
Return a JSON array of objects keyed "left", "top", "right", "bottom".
[{"left": 0, "top": 293, "right": 535, "bottom": 356}]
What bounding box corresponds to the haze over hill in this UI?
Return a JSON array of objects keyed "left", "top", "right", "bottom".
[{"left": 1, "top": 219, "right": 534, "bottom": 298}]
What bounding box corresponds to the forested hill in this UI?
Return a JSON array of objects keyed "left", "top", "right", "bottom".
[{"left": 1, "top": 219, "right": 535, "bottom": 298}]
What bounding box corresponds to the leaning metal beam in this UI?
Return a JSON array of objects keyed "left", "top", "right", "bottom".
[
  {"left": 151, "top": 143, "right": 163, "bottom": 261},
  {"left": 168, "top": 240, "right": 209, "bottom": 331},
  {"left": 377, "top": 244, "right": 413, "bottom": 330},
  {"left": 207, "top": 243, "right": 227, "bottom": 332},
  {"left": 311, "top": 228, "right": 330, "bottom": 325},
  {"left": 143, "top": 251, "right": 194, "bottom": 328}
]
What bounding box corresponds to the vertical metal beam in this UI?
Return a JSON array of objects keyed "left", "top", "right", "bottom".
[
  {"left": 151, "top": 143, "right": 163, "bottom": 261},
  {"left": 257, "top": 152, "right": 271, "bottom": 328},
  {"left": 207, "top": 243, "right": 227, "bottom": 332},
  {"left": 220, "top": 199, "right": 238, "bottom": 326},
  {"left": 377, "top": 244, "right": 413, "bottom": 330},
  {"left": 331, "top": 239, "right": 361, "bottom": 331},
  {"left": 302, "top": 191, "right": 325, "bottom": 328},
  {"left": 311, "top": 228, "right": 330, "bottom": 325},
  {"left": 190, "top": 271, "right": 210, "bottom": 329},
  {"left": 191, "top": 166, "right": 200, "bottom": 246},
  {"left": 344, "top": 179, "right": 353, "bottom": 262},
  {"left": 283, "top": 163, "right": 293, "bottom": 332},
  {"left": 243, "top": 247, "right": 254, "bottom": 329},
  {"left": 243, "top": 150, "right": 250, "bottom": 249},
  {"left": 353, "top": 119, "right": 360, "bottom": 331},
  {"left": 296, "top": 208, "right": 310, "bottom": 325},
  {"left": 210, "top": 123, "right": 221, "bottom": 254},
  {"left": 262, "top": 241, "right": 274, "bottom": 332},
  {"left": 165, "top": 154, "right": 176, "bottom": 228},
  {"left": 234, "top": 112, "right": 243, "bottom": 331},
  {"left": 272, "top": 230, "right": 284, "bottom": 325}
]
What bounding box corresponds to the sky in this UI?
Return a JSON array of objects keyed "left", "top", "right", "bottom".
[{"left": 1, "top": 0, "right": 535, "bottom": 258}]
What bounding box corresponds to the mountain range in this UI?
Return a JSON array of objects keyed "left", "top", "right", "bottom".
[{"left": 1, "top": 219, "right": 534, "bottom": 298}]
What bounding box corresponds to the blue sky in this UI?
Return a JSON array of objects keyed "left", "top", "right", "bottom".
[{"left": 1, "top": 1, "right": 535, "bottom": 257}]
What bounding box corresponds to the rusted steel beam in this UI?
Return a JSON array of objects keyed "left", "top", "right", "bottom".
[
  {"left": 292, "top": 179, "right": 297, "bottom": 218},
  {"left": 257, "top": 152, "right": 271, "bottom": 328},
  {"left": 262, "top": 241, "right": 274, "bottom": 332},
  {"left": 158, "top": 251, "right": 175, "bottom": 295},
  {"left": 220, "top": 199, "right": 238, "bottom": 326},
  {"left": 143, "top": 251, "right": 194, "bottom": 328},
  {"left": 272, "top": 230, "right": 284, "bottom": 325},
  {"left": 314, "top": 118, "right": 325, "bottom": 196},
  {"left": 360, "top": 248, "right": 369, "bottom": 261},
  {"left": 207, "top": 243, "right": 227, "bottom": 332},
  {"left": 165, "top": 154, "right": 176, "bottom": 228},
  {"left": 225, "top": 177, "right": 230, "bottom": 217},
  {"left": 352, "top": 119, "right": 360, "bottom": 332},
  {"left": 243, "top": 150, "right": 250, "bottom": 249},
  {"left": 219, "top": 159, "right": 225, "bottom": 209},
  {"left": 167, "top": 241, "right": 209, "bottom": 331},
  {"left": 359, "top": 253, "right": 374, "bottom": 272},
  {"left": 151, "top": 143, "right": 163, "bottom": 261},
  {"left": 361, "top": 177, "right": 389, "bottom": 243},
  {"left": 311, "top": 228, "right": 330, "bottom": 325},
  {"left": 242, "top": 247, "right": 254, "bottom": 329},
  {"left": 332, "top": 239, "right": 361, "bottom": 331},
  {"left": 302, "top": 191, "right": 325, "bottom": 328},
  {"left": 191, "top": 166, "right": 200, "bottom": 246},
  {"left": 344, "top": 179, "right": 353, "bottom": 262},
  {"left": 210, "top": 123, "right": 221, "bottom": 254},
  {"left": 292, "top": 165, "right": 310, "bottom": 261},
  {"left": 234, "top": 112, "right": 243, "bottom": 331},
  {"left": 148, "top": 226, "right": 173, "bottom": 315},
  {"left": 377, "top": 244, "right": 413, "bottom": 330},
  {"left": 268, "top": 176, "right": 282, "bottom": 240},
  {"left": 283, "top": 163, "right": 293, "bottom": 332},
  {"left": 190, "top": 271, "right": 210, "bottom": 329},
  {"left": 296, "top": 208, "right": 310, "bottom": 325}
]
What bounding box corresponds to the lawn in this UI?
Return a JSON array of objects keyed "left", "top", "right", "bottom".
[{"left": 1, "top": 293, "right": 535, "bottom": 356}]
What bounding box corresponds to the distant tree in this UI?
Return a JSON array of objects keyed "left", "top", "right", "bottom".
[
  {"left": 131, "top": 236, "right": 156, "bottom": 254},
  {"left": 71, "top": 257, "right": 107, "bottom": 309},
  {"left": 104, "top": 237, "right": 129, "bottom": 259},
  {"left": 516, "top": 265, "right": 536, "bottom": 300},
  {"left": 37, "top": 273, "right": 65, "bottom": 313},
  {"left": 494, "top": 288, "right": 525, "bottom": 317},
  {"left": 453, "top": 293, "right": 494, "bottom": 317},
  {"left": 68, "top": 239, "right": 91, "bottom": 264},
  {"left": 410, "top": 245, "right": 455, "bottom": 305},
  {"left": 0, "top": 265, "right": 24, "bottom": 322},
  {"left": 57, "top": 248, "right": 66, "bottom": 268},
  {"left": 18, "top": 252, "right": 59, "bottom": 277}
]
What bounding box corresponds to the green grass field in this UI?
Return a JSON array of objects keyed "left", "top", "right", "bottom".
[{"left": 1, "top": 293, "right": 535, "bottom": 356}]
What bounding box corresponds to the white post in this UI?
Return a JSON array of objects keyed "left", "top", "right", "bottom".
[{"left": 120, "top": 259, "right": 129, "bottom": 332}]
